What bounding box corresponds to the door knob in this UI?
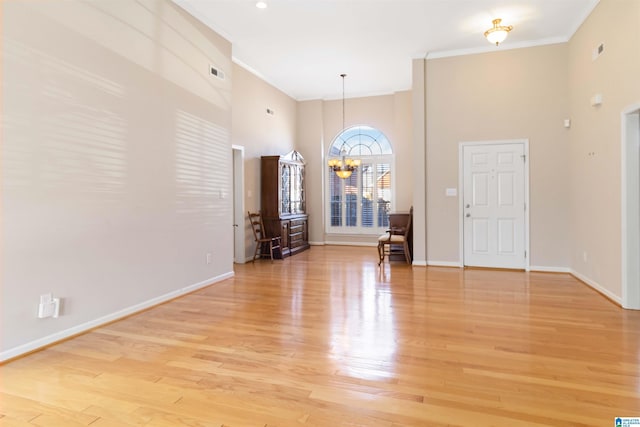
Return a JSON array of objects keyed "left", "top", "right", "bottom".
[
  {"left": 466, "top": 213, "right": 471, "bottom": 218},
  {"left": 466, "top": 204, "right": 470, "bottom": 208}
]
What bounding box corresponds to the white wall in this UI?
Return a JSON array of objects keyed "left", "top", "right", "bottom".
[{"left": 1, "top": 0, "right": 234, "bottom": 360}]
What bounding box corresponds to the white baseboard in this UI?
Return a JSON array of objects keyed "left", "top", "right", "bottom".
[
  {"left": 427, "top": 260, "right": 463, "bottom": 268},
  {"left": 423, "top": 263, "right": 571, "bottom": 272},
  {"left": 0, "top": 272, "right": 234, "bottom": 363},
  {"left": 308, "top": 241, "right": 325, "bottom": 246},
  {"left": 412, "top": 260, "right": 428, "bottom": 266},
  {"left": 528, "top": 266, "right": 571, "bottom": 273},
  {"left": 570, "top": 269, "right": 622, "bottom": 305},
  {"left": 324, "top": 241, "right": 378, "bottom": 247}
]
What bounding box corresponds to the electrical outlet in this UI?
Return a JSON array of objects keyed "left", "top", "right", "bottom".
[
  {"left": 38, "top": 293, "right": 60, "bottom": 318},
  {"left": 206, "top": 253, "right": 212, "bottom": 264}
]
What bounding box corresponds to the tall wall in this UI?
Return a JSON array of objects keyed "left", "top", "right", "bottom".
[
  {"left": 1, "top": 0, "right": 233, "bottom": 360},
  {"left": 567, "top": 0, "right": 640, "bottom": 299},
  {"left": 231, "top": 63, "right": 297, "bottom": 261},
  {"left": 425, "top": 44, "right": 571, "bottom": 269},
  {"left": 297, "top": 92, "right": 414, "bottom": 246},
  {"left": 296, "top": 100, "right": 325, "bottom": 244}
]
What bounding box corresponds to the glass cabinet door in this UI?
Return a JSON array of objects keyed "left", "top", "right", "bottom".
[
  {"left": 278, "top": 155, "right": 305, "bottom": 216},
  {"left": 281, "top": 164, "right": 291, "bottom": 214},
  {"left": 290, "top": 165, "right": 302, "bottom": 214}
]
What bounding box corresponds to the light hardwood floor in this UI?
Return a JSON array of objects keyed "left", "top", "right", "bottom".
[{"left": 1, "top": 246, "right": 639, "bottom": 426}]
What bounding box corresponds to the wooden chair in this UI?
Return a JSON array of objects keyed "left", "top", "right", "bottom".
[
  {"left": 377, "top": 207, "right": 412, "bottom": 265},
  {"left": 248, "top": 211, "right": 281, "bottom": 262}
]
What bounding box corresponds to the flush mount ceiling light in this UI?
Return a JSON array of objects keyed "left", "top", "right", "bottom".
[
  {"left": 255, "top": 1, "right": 267, "bottom": 9},
  {"left": 484, "top": 18, "right": 513, "bottom": 46}
]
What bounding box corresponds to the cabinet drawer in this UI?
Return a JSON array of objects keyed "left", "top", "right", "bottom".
[
  {"left": 290, "top": 239, "right": 305, "bottom": 249},
  {"left": 289, "top": 224, "right": 304, "bottom": 233},
  {"left": 289, "top": 219, "right": 306, "bottom": 227},
  {"left": 290, "top": 231, "right": 303, "bottom": 242}
]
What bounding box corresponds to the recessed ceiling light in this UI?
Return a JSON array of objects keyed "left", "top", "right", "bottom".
[{"left": 256, "top": 1, "right": 267, "bottom": 9}]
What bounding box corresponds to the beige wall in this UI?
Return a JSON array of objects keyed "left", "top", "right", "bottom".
[
  {"left": 425, "top": 44, "right": 571, "bottom": 268},
  {"left": 2, "top": 0, "right": 233, "bottom": 359},
  {"left": 301, "top": 92, "right": 413, "bottom": 245},
  {"left": 231, "top": 70, "right": 413, "bottom": 252},
  {"left": 231, "top": 63, "right": 297, "bottom": 261},
  {"left": 412, "top": 59, "right": 427, "bottom": 264},
  {"left": 567, "top": 0, "right": 640, "bottom": 298},
  {"left": 4, "top": 0, "right": 635, "bottom": 362},
  {"left": 296, "top": 100, "right": 325, "bottom": 244}
]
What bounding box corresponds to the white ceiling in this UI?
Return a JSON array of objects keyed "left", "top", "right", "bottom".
[{"left": 173, "top": 0, "right": 599, "bottom": 101}]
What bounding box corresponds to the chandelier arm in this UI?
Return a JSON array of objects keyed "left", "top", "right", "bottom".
[{"left": 328, "top": 73, "right": 360, "bottom": 179}]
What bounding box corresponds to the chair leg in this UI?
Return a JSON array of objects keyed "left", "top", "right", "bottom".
[
  {"left": 269, "top": 242, "right": 274, "bottom": 261},
  {"left": 378, "top": 242, "right": 384, "bottom": 265},
  {"left": 252, "top": 243, "right": 259, "bottom": 262},
  {"left": 404, "top": 241, "right": 411, "bottom": 264}
]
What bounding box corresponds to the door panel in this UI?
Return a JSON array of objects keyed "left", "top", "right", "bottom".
[
  {"left": 463, "top": 143, "right": 526, "bottom": 268},
  {"left": 472, "top": 218, "right": 489, "bottom": 253},
  {"left": 497, "top": 218, "right": 515, "bottom": 254},
  {"left": 497, "top": 172, "right": 514, "bottom": 206},
  {"left": 472, "top": 173, "right": 489, "bottom": 206}
]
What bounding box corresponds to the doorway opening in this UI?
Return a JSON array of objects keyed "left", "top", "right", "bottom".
[
  {"left": 622, "top": 104, "right": 640, "bottom": 310},
  {"left": 232, "top": 145, "right": 245, "bottom": 264}
]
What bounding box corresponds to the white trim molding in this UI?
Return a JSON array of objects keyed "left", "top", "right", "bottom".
[
  {"left": 621, "top": 102, "right": 640, "bottom": 310},
  {"left": 0, "top": 272, "right": 234, "bottom": 362},
  {"left": 528, "top": 266, "right": 571, "bottom": 273},
  {"left": 570, "top": 270, "right": 622, "bottom": 306},
  {"left": 324, "top": 241, "right": 377, "bottom": 247},
  {"left": 427, "top": 260, "right": 463, "bottom": 268}
]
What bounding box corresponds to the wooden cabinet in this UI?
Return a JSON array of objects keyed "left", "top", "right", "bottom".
[{"left": 261, "top": 151, "right": 309, "bottom": 258}]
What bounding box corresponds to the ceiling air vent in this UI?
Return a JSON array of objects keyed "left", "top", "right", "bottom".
[{"left": 209, "top": 65, "right": 225, "bottom": 80}]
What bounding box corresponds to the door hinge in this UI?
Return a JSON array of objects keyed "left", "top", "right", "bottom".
[
  {"left": 521, "top": 154, "right": 526, "bottom": 162},
  {"left": 524, "top": 203, "right": 527, "bottom": 211},
  {"left": 525, "top": 250, "right": 527, "bottom": 258}
]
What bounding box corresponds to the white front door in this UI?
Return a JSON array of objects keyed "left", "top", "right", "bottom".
[{"left": 463, "top": 142, "right": 526, "bottom": 269}]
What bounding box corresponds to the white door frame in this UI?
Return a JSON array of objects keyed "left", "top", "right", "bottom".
[
  {"left": 458, "top": 139, "right": 530, "bottom": 269},
  {"left": 621, "top": 103, "right": 640, "bottom": 310},
  {"left": 232, "top": 145, "right": 246, "bottom": 264}
]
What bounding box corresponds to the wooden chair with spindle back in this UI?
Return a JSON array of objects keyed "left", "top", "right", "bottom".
[{"left": 248, "top": 211, "right": 282, "bottom": 262}]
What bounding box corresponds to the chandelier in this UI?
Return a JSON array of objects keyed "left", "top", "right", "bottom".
[
  {"left": 328, "top": 74, "right": 360, "bottom": 179},
  {"left": 328, "top": 150, "right": 360, "bottom": 179},
  {"left": 484, "top": 18, "right": 513, "bottom": 46}
]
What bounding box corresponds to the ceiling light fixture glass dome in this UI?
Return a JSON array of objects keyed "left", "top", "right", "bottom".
[{"left": 484, "top": 18, "right": 513, "bottom": 46}]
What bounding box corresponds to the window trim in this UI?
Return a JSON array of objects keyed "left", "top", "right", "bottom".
[
  {"left": 325, "top": 125, "right": 395, "bottom": 235},
  {"left": 325, "top": 154, "right": 396, "bottom": 236}
]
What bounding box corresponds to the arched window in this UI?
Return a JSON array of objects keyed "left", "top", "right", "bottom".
[{"left": 327, "top": 126, "right": 393, "bottom": 234}]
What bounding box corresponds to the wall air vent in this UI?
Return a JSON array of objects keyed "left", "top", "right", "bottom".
[
  {"left": 210, "top": 65, "right": 225, "bottom": 80},
  {"left": 592, "top": 43, "right": 604, "bottom": 61}
]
